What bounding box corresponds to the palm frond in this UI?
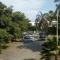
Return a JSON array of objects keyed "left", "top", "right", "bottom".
[{"left": 55, "top": 0, "right": 60, "bottom": 2}]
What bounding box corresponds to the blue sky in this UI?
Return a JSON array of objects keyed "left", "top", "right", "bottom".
[{"left": 0, "top": 0, "right": 56, "bottom": 22}]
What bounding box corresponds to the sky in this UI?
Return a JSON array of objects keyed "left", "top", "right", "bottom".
[{"left": 0, "top": 0, "right": 56, "bottom": 22}]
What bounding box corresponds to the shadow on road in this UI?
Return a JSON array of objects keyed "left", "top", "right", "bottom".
[
  {"left": 17, "top": 41, "right": 42, "bottom": 52},
  {"left": 24, "top": 58, "right": 36, "bottom": 60}
]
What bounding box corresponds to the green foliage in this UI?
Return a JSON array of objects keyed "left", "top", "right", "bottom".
[
  {"left": 12, "top": 12, "right": 26, "bottom": 22},
  {"left": 12, "top": 12, "right": 30, "bottom": 32},
  {"left": 0, "top": 29, "right": 12, "bottom": 54},
  {"left": 48, "top": 26, "right": 56, "bottom": 35},
  {"left": 0, "top": 29, "right": 12, "bottom": 43},
  {"left": 41, "top": 37, "right": 60, "bottom": 60},
  {"left": 0, "top": 2, "right": 31, "bottom": 52},
  {"left": 0, "top": 15, "right": 12, "bottom": 28}
]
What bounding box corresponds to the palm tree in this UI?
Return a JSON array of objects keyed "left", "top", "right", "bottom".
[{"left": 35, "top": 11, "right": 42, "bottom": 31}]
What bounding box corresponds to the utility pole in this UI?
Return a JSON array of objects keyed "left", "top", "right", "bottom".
[
  {"left": 55, "top": 9, "right": 59, "bottom": 60},
  {"left": 57, "top": 9, "right": 59, "bottom": 46}
]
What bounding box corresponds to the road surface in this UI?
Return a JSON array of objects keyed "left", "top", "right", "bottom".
[{"left": 0, "top": 41, "right": 43, "bottom": 60}]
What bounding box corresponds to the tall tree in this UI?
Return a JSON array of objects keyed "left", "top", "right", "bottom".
[{"left": 0, "top": 2, "right": 31, "bottom": 53}]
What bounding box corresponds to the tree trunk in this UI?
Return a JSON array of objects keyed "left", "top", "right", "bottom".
[
  {"left": 55, "top": 55, "right": 58, "bottom": 60},
  {"left": 0, "top": 43, "right": 2, "bottom": 54},
  {"left": 0, "top": 48, "right": 1, "bottom": 54},
  {"left": 50, "top": 56, "right": 55, "bottom": 60}
]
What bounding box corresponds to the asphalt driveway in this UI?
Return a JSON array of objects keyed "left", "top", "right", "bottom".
[{"left": 0, "top": 41, "right": 43, "bottom": 60}]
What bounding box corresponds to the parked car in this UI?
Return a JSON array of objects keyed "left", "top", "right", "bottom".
[{"left": 23, "top": 35, "right": 34, "bottom": 43}]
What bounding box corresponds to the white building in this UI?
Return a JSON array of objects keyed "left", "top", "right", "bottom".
[{"left": 29, "top": 21, "right": 35, "bottom": 26}]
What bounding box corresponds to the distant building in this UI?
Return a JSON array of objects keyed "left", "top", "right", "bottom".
[
  {"left": 29, "top": 21, "right": 35, "bottom": 26},
  {"left": 48, "top": 21, "right": 57, "bottom": 27}
]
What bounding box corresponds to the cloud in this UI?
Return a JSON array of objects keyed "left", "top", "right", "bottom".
[
  {"left": 23, "top": 10, "right": 38, "bottom": 21},
  {"left": 0, "top": 0, "right": 43, "bottom": 21},
  {"left": 5, "top": 0, "right": 45, "bottom": 21},
  {"left": 11, "top": 0, "right": 45, "bottom": 10},
  {"left": 0, "top": 0, "right": 55, "bottom": 21}
]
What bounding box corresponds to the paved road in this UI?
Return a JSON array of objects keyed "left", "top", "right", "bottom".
[{"left": 0, "top": 41, "right": 43, "bottom": 60}]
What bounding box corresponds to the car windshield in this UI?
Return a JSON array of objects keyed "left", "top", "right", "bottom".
[
  {"left": 24, "top": 36, "right": 30, "bottom": 39},
  {"left": 24, "top": 36, "right": 33, "bottom": 39}
]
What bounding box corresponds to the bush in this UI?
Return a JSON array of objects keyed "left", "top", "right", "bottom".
[
  {"left": 0, "top": 29, "right": 12, "bottom": 43},
  {"left": 41, "top": 37, "right": 59, "bottom": 60},
  {"left": 0, "top": 29, "right": 12, "bottom": 52}
]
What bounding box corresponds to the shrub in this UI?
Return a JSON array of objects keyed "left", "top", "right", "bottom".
[{"left": 0, "top": 29, "right": 12, "bottom": 53}]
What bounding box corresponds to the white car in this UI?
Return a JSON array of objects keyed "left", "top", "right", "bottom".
[{"left": 23, "top": 35, "right": 34, "bottom": 43}]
